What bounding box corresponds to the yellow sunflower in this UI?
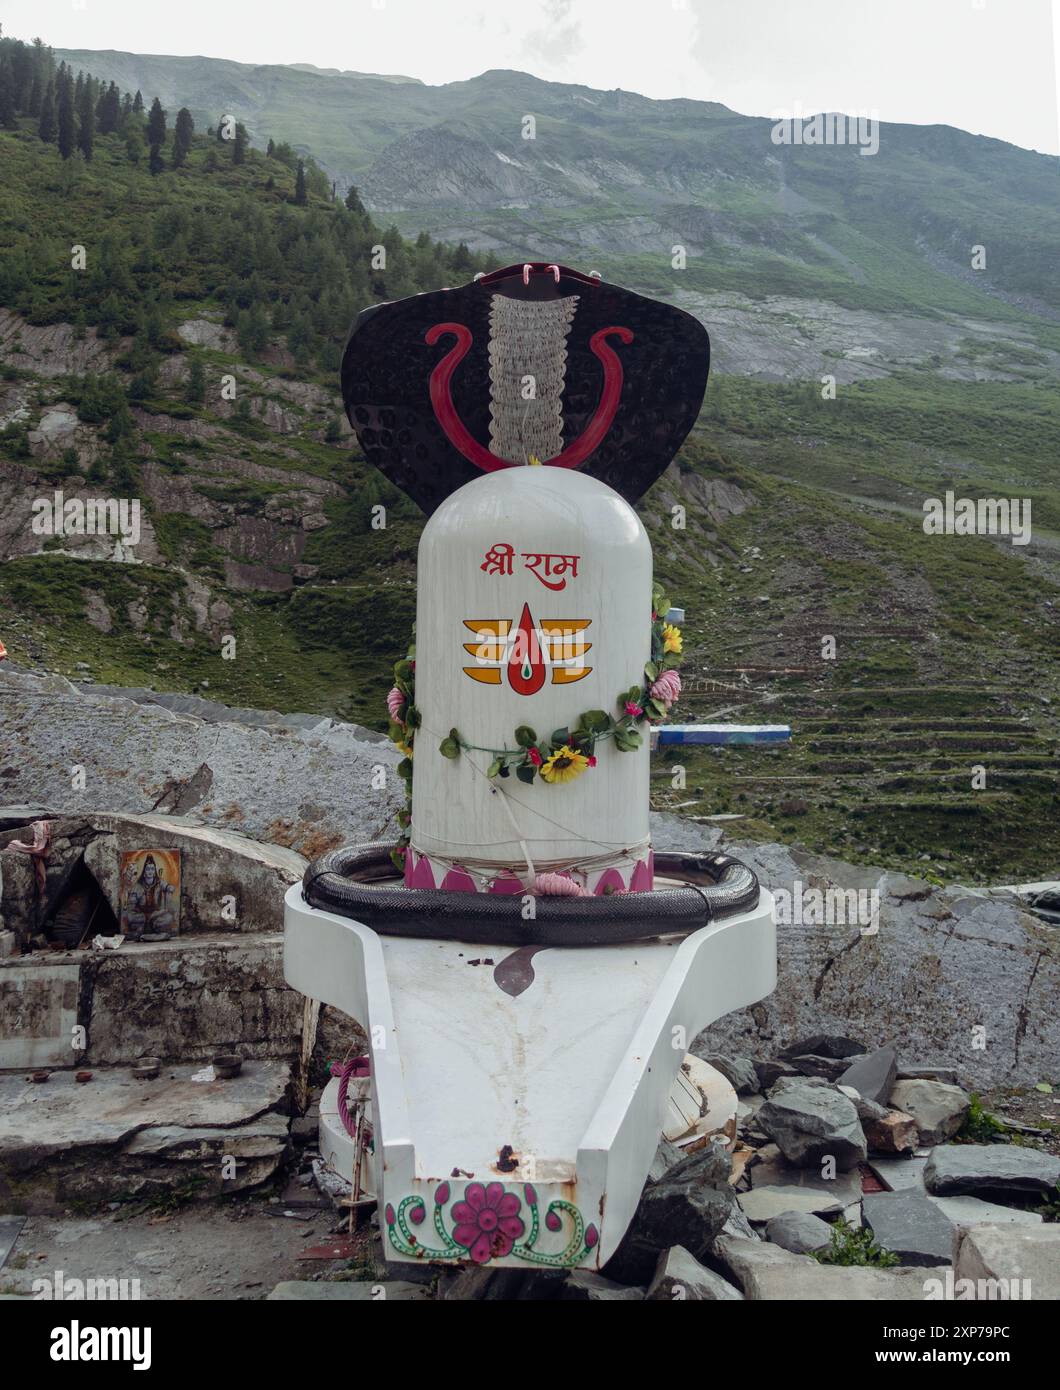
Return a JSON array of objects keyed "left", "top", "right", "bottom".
[
  {"left": 662, "top": 623, "right": 683, "bottom": 655},
  {"left": 540, "top": 745, "right": 590, "bottom": 784},
  {"left": 396, "top": 740, "right": 414, "bottom": 759}
]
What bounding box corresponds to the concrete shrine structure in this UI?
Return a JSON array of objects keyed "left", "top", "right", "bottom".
[{"left": 283, "top": 263, "right": 776, "bottom": 1268}]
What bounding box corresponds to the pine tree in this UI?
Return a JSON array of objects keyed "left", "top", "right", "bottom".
[
  {"left": 185, "top": 357, "right": 205, "bottom": 404},
  {"left": 132, "top": 89, "right": 144, "bottom": 115},
  {"left": 77, "top": 78, "right": 94, "bottom": 161},
  {"left": 97, "top": 81, "right": 120, "bottom": 135},
  {"left": 173, "top": 107, "right": 194, "bottom": 166},
  {"left": 345, "top": 184, "right": 367, "bottom": 215},
  {"left": 149, "top": 141, "right": 165, "bottom": 176},
  {"left": 266, "top": 137, "right": 275, "bottom": 157},
  {"left": 0, "top": 86, "right": 16, "bottom": 132},
  {"left": 233, "top": 123, "right": 247, "bottom": 165},
  {"left": 38, "top": 82, "right": 56, "bottom": 143},
  {"left": 57, "top": 71, "right": 75, "bottom": 159},
  {"left": 294, "top": 160, "right": 307, "bottom": 205},
  {"left": 147, "top": 96, "right": 166, "bottom": 147}
]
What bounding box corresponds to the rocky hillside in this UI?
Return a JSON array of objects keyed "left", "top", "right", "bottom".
[{"left": 54, "top": 52, "right": 1060, "bottom": 380}]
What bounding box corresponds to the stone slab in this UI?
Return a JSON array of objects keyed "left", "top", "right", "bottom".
[
  {"left": 868, "top": 1155, "right": 930, "bottom": 1191},
  {"left": 739, "top": 1185, "right": 844, "bottom": 1223},
  {"left": 862, "top": 1191, "right": 957, "bottom": 1267},
  {"left": 928, "top": 1195, "right": 1043, "bottom": 1228},
  {"left": 955, "top": 1225, "right": 1060, "bottom": 1300},
  {"left": 716, "top": 1235, "right": 946, "bottom": 1301},
  {"left": 0, "top": 962, "right": 79, "bottom": 1068},
  {"left": 268, "top": 1281, "right": 432, "bottom": 1301}
]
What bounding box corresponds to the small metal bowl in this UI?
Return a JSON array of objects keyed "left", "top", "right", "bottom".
[
  {"left": 212, "top": 1053, "right": 242, "bottom": 1079},
  {"left": 132, "top": 1057, "right": 161, "bottom": 1080}
]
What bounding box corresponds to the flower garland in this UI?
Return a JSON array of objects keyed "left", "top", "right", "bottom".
[{"left": 384, "top": 584, "right": 684, "bottom": 870}]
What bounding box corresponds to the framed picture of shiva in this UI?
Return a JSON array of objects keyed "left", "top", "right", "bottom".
[{"left": 118, "top": 848, "right": 182, "bottom": 938}]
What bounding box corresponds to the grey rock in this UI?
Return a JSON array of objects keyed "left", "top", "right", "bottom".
[
  {"left": 780, "top": 1034, "right": 867, "bottom": 1060},
  {"left": 750, "top": 1153, "right": 863, "bottom": 1207},
  {"left": 0, "top": 665, "right": 402, "bottom": 860},
  {"left": 715, "top": 1235, "right": 946, "bottom": 1301},
  {"left": 268, "top": 1281, "right": 431, "bottom": 1300},
  {"left": 791, "top": 1054, "right": 866, "bottom": 1083},
  {"left": 718, "top": 1203, "right": 759, "bottom": 1242},
  {"left": 646, "top": 1245, "right": 743, "bottom": 1301},
  {"left": 764, "top": 1210, "right": 833, "bottom": 1254},
  {"left": 662, "top": 832, "right": 1060, "bottom": 1091},
  {"left": 754, "top": 1058, "right": 801, "bottom": 1091},
  {"left": 897, "top": 1066, "right": 962, "bottom": 1086},
  {"left": 739, "top": 1185, "right": 844, "bottom": 1223},
  {"left": 603, "top": 1140, "right": 736, "bottom": 1285},
  {"left": 562, "top": 1270, "right": 644, "bottom": 1301},
  {"left": 889, "top": 1080, "right": 970, "bottom": 1145},
  {"left": 437, "top": 1266, "right": 527, "bottom": 1301},
  {"left": 838, "top": 1087, "right": 889, "bottom": 1123},
  {"left": 839, "top": 1047, "right": 898, "bottom": 1106},
  {"left": 955, "top": 1224, "right": 1060, "bottom": 1300},
  {"left": 928, "top": 1195, "right": 1043, "bottom": 1227},
  {"left": 647, "top": 1137, "right": 685, "bottom": 1184},
  {"left": 924, "top": 1144, "right": 1060, "bottom": 1196},
  {"left": 862, "top": 1191, "right": 957, "bottom": 1267},
  {"left": 696, "top": 1051, "right": 759, "bottom": 1095},
  {"left": 868, "top": 1154, "right": 930, "bottom": 1192},
  {"left": 756, "top": 1079, "right": 867, "bottom": 1171}
]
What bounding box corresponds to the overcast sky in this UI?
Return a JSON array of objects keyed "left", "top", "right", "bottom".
[{"left": 3, "top": 0, "right": 1057, "bottom": 154}]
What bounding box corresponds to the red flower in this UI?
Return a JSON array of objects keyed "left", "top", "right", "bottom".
[
  {"left": 587, "top": 756, "right": 597, "bottom": 767},
  {"left": 527, "top": 747, "right": 543, "bottom": 766},
  {"left": 625, "top": 701, "right": 643, "bottom": 718},
  {"left": 451, "top": 1182, "right": 525, "bottom": 1263}
]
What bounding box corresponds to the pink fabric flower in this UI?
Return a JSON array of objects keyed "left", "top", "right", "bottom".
[
  {"left": 386, "top": 686, "right": 406, "bottom": 723},
  {"left": 650, "top": 670, "right": 682, "bottom": 708},
  {"left": 532, "top": 872, "right": 587, "bottom": 897},
  {"left": 527, "top": 747, "right": 543, "bottom": 766},
  {"left": 451, "top": 1182, "right": 525, "bottom": 1263},
  {"left": 587, "top": 755, "right": 597, "bottom": 767},
  {"left": 625, "top": 701, "right": 643, "bottom": 718}
]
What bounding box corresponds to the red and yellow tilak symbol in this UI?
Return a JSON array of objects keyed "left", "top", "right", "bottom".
[{"left": 463, "top": 603, "right": 592, "bottom": 694}]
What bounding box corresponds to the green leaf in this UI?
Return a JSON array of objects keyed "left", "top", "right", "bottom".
[
  {"left": 1035, "top": 1082, "right": 1054, "bottom": 1094},
  {"left": 516, "top": 763, "right": 537, "bottom": 784},
  {"left": 397, "top": 757, "right": 413, "bottom": 781},
  {"left": 390, "top": 847, "right": 407, "bottom": 873},
  {"left": 644, "top": 661, "right": 658, "bottom": 682},
  {"left": 550, "top": 727, "right": 570, "bottom": 749},
  {"left": 387, "top": 721, "right": 406, "bottom": 744},
  {"left": 579, "top": 709, "right": 611, "bottom": 734},
  {"left": 654, "top": 593, "right": 671, "bottom": 617},
  {"left": 396, "top": 808, "right": 411, "bottom": 829},
  {"left": 614, "top": 729, "right": 643, "bottom": 752},
  {"left": 647, "top": 698, "right": 668, "bottom": 719},
  {"left": 405, "top": 704, "right": 422, "bottom": 729},
  {"left": 486, "top": 758, "right": 502, "bottom": 779},
  {"left": 514, "top": 725, "right": 537, "bottom": 748},
  {"left": 438, "top": 738, "right": 460, "bottom": 760},
  {"left": 394, "top": 659, "right": 413, "bottom": 682}
]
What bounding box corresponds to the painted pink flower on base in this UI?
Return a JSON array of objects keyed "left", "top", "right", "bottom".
[{"left": 451, "top": 1182, "right": 526, "bottom": 1263}]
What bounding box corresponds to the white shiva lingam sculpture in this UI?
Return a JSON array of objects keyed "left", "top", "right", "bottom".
[{"left": 284, "top": 263, "right": 776, "bottom": 1269}]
